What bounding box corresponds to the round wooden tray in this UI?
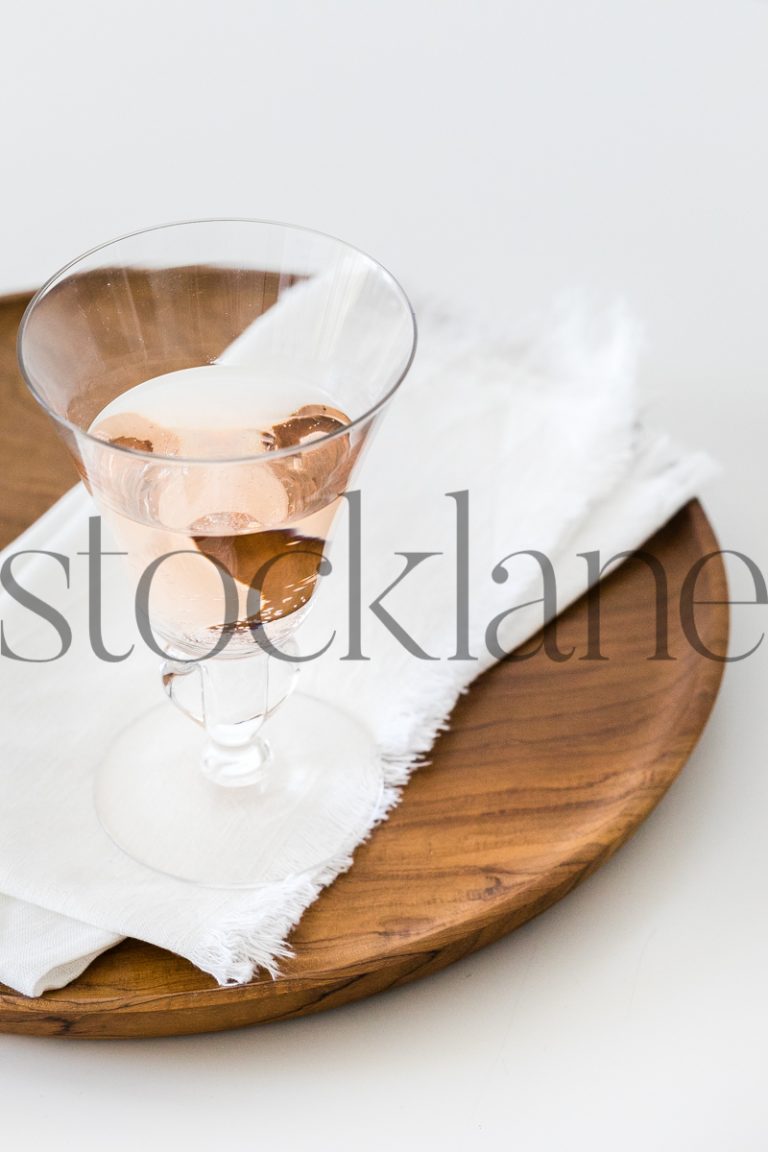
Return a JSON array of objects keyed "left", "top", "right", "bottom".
[{"left": 0, "top": 291, "right": 727, "bottom": 1038}]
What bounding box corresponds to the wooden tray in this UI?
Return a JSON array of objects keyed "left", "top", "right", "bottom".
[{"left": 0, "top": 291, "right": 727, "bottom": 1038}]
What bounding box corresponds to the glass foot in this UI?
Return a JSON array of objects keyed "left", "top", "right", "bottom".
[{"left": 94, "top": 693, "right": 383, "bottom": 887}]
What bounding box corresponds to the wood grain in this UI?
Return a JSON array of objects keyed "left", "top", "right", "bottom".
[{"left": 0, "top": 288, "right": 728, "bottom": 1038}]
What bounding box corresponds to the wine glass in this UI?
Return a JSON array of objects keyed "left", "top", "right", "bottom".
[{"left": 17, "top": 219, "right": 416, "bottom": 886}]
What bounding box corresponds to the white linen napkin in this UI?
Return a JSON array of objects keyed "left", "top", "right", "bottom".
[{"left": 0, "top": 293, "right": 714, "bottom": 997}]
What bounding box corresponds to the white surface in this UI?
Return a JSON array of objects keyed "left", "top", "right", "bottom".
[{"left": 0, "top": 0, "right": 766, "bottom": 1149}]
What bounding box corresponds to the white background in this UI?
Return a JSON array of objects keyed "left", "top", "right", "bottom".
[{"left": 1, "top": 1, "right": 767, "bottom": 1148}]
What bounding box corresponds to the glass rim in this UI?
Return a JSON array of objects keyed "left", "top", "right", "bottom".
[{"left": 16, "top": 217, "right": 418, "bottom": 465}]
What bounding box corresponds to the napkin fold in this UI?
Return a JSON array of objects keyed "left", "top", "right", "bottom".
[{"left": 0, "top": 292, "right": 714, "bottom": 997}]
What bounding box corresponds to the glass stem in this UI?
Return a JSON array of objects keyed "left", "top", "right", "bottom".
[{"left": 198, "top": 654, "right": 273, "bottom": 788}]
